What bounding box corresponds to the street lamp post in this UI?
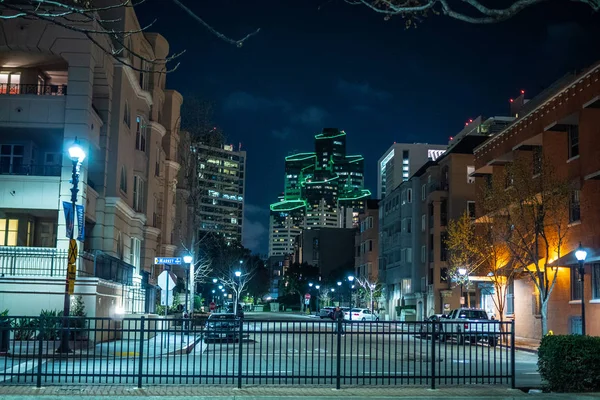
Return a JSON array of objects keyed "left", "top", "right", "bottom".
[
  {"left": 234, "top": 266, "right": 242, "bottom": 317},
  {"left": 315, "top": 285, "right": 320, "bottom": 314},
  {"left": 337, "top": 281, "right": 342, "bottom": 305},
  {"left": 348, "top": 276, "right": 355, "bottom": 321},
  {"left": 308, "top": 282, "right": 313, "bottom": 312},
  {"left": 575, "top": 243, "right": 588, "bottom": 335},
  {"left": 183, "top": 255, "right": 193, "bottom": 314},
  {"left": 330, "top": 288, "right": 335, "bottom": 307},
  {"left": 458, "top": 267, "right": 467, "bottom": 307},
  {"left": 58, "top": 140, "right": 86, "bottom": 354}
]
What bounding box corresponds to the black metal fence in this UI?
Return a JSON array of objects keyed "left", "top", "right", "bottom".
[{"left": 0, "top": 316, "right": 515, "bottom": 389}]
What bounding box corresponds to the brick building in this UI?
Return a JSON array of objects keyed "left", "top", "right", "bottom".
[{"left": 472, "top": 61, "right": 600, "bottom": 338}]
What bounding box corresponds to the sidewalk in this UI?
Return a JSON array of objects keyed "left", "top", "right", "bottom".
[
  {"left": 513, "top": 337, "right": 540, "bottom": 353},
  {"left": 0, "top": 385, "right": 599, "bottom": 399}
]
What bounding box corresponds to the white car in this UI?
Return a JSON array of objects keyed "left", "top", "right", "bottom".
[{"left": 344, "top": 308, "right": 379, "bottom": 321}]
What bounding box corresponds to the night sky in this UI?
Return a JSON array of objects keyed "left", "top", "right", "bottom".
[{"left": 137, "top": 1, "right": 600, "bottom": 255}]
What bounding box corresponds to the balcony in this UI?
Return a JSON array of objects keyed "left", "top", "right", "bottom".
[
  {"left": 0, "top": 83, "right": 67, "bottom": 96},
  {"left": 0, "top": 163, "right": 61, "bottom": 177},
  {"left": 0, "top": 246, "right": 134, "bottom": 285}
]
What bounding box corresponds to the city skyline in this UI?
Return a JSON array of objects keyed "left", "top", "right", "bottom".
[{"left": 135, "top": 1, "right": 600, "bottom": 254}]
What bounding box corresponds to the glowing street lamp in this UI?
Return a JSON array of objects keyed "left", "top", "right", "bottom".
[
  {"left": 58, "top": 139, "right": 86, "bottom": 353},
  {"left": 576, "top": 242, "right": 588, "bottom": 335},
  {"left": 183, "top": 255, "right": 193, "bottom": 313}
]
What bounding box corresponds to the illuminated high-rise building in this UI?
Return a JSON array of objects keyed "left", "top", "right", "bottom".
[{"left": 268, "top": 128, "right": 370, "bottom": 257}]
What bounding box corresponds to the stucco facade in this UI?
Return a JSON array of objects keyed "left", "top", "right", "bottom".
[{"left": 0, "top": 7, "right": 183, "bottom": 317}]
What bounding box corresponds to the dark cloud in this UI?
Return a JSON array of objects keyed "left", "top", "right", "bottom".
[
  {"left": 223, "top": 91, "right": 291, "bottom": 112},
  {"left": 337, "top": 79, "right": 392, "bottom": 101},
  {"left": 242, "top": 217, "right": 267, "bottom": 253},
  {"left": 292, "top": 106, "right": 328, "bottom": 126},
  {"left": 271, "top": 127, "right": 293, "bottom": 140}
]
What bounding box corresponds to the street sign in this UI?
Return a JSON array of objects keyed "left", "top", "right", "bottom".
[
  {"left": 154, "top": 257, "right": 182, "bottom": 265},
  {"left": 157, "top": 270, "right": 176, "bottom": 291},
  {"left": 304, "top": 293, "right": 311, "bottom": 299},
  {"left": 160, "top": 289, "right": 174, "bottom": 306},
  {"left": 209, "top": 302, "right": 216, "bottom": 311},
  {"left": 68, "top": 239, "right": 78, "bottom": 264}
]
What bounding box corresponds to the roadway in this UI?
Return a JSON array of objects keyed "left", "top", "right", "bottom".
[{"left": 0, "top": 312, "right": 541, "bottom": 388}]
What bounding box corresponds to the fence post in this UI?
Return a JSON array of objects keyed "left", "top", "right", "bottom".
[
  {"left": 510, "top": 320, "right": 516, "bottom": 389},
  {"left": 237, "top": 317, "right": 244, "bottom": 389},
  {"left": 36, "top": 325, "right": 43, "bottom": 388},
  {"left": 335, "top": 319, "right": 342, "bottom": 390},
  {"left": 137, "top": 317, "right": 145, "bottom": 389},
  {"left": 430, "top": 322, "right": 436, "bottom": 390}
]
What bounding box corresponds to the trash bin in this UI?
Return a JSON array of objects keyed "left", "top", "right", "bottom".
[{"left": 0, "top": 318, "right": 10, "bottom": 354}]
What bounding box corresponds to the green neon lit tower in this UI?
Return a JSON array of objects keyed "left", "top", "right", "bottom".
[{"left": 268, "top": 128, "right": 370, "bottom": 257}]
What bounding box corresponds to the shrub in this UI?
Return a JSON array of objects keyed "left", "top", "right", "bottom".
[
  {"left": 538, "top": 335, "right": 600, "bottom": 392},
  {"left": 13, "top": 317, "right": 37, "bottom": 340}
]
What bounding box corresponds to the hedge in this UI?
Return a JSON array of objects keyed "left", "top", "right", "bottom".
[{"left": 538, "top": 335, "right": 600, "bottom": 392}]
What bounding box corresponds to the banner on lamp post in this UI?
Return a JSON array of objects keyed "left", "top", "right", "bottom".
[
  {"left": 76, "top": 205, "right": 85, "bottom": 241},
  {"left": 63, "top": 201, "right": 74, "bottom": 238}
]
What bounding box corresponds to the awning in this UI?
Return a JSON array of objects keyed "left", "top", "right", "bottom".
[{"left": 548, "top": 247, "right": 600, "bottom": 267}]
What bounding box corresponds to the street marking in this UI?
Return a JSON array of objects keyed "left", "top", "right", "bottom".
[
  {"left": 524, "top": 372, "right": 540, "bottom": 375},
  {"left": 0, "top": 360, "right": 40, "bottom": 383}
]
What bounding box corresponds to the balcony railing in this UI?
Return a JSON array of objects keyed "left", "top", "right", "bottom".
[
  {"left": 0, "top": 83, "right": 67, "bottom": 96},
  {"left": 0, "top": 246, "right": 133, "bottom": 285},
  {"left": 0, "top": 163, "right": 61, "bottom": 177}
]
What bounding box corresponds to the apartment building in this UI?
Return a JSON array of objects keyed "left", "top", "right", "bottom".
[
  {"left": 0, "top": 7, "right": 183, "bottom": 317},
  {"left": 472, "top": 62, "right": 600, "bottom": 338},
  {"left": 355, "top": 199, "right": 379, "bottom": 281},
  {"left": 377, "top": 143, "right": 446, "bottom": 199},
  {"left": 379, "top": 120, "right": 505, "bottom": 320}
]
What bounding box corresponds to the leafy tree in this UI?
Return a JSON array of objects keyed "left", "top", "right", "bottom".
[
  {"left": 245, "top": 255, "right": 270, "bottom": 302},
  {"left": 446, "top": 212, "right": 515, "bottom": 323},
  {"left": 482, "top": 157, "right": 572, "bottom": 336},
  {"left": 282, "top": 262, "right": 320, "bottom": 311}
]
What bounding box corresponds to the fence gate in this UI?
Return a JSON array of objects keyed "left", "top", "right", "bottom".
[{"left": 0, "top": 316, "right": 515, "bottom": 389}]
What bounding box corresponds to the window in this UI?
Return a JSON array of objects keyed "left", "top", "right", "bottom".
[
  {"left": 401, "top": 278, "right": 411, "bottom": 295},
  {"left": 571, "top": 267, "right": 582, "bottom": 301},
  {"left": 421, "top": 214, "right": 426, "bottom": 232},
  {"left": 129, "top": 237, "right": 141, "bottom": 274},
  {"left": 421, "top": 246, "right": 426, "bottom": 263},
  {"left": 467, "top": 166, "right": 475, "bottom": 184},
  {"left": 0, "top": 218, "right": 18, "bottom": 246},
  {"left": 155, "top": 148, "right": 160, "bottom": 176},
  {"left": 440, "top": 232, "right": 448, "bottom": 261},
  {"left": 506, "top": 281, "right": 515, "bottom": 315},
  {"left": 406, "top": 248, "right": 412, "bottom": 263},
  {"left": 402, "top": 150, "right": 409, "bottom": 160},
  {"left": 139, "top": 60, "right": 149, "bottom": 91},
  {"left": 504, "top": 164, "right": 514, "bottom": 188},
  {"left": 407, "top": 188, "right": 412, "bottom": 203},
  {"left": 120, "top": 166, "right": 128, "bottom": 193},
  {"left": 369, "top": 240, "right": 373, "bottom": 252},
  {"left": 569, "top": 189, "right": 581, "bottom": 223},
  {"left": 421, "top": 184, "right": 426, "bottom": 201},
  {"left": 533, "top": 146, "right": 542, "bottom": 175},
  {"left": 568, "top": 125, "right": 579, "bottom": 159},
  {"left": 135, "top": 116, "right": 146, "bottom": 152},
  {"left": 407, "top": 217, "right": 412, "bottom": 233},
  {"left": 467, "top": 201, "right": 476, "bottom": 219},
  {"left": 133, "top": 176, "right": 145, "bottom": 212},
  {"left": 0, "top": 144, "right": 24, "bottom": 174},
  {"left": 592, "top": 264, "right": 600, "bottom": 300},
  {"left": 123, "top": 101, "right": 131, "bottom": 128}
]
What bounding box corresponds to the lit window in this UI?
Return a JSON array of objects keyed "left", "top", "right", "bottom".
[
  {"left": 467, "top": 166, "right": 475, "bottom": 184},
  {"left": 135, "top": 116, "right": 147, "bottom": 152},
  {"left": 129, "top": 237, "right": 142, "bottom": 275},
  {"left": 0, "top": 218, "right": 18, "bottom": 246}
]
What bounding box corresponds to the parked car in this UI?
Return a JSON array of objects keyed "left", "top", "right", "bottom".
[
  {"left": 319, "top": 307, "right": 335, "bottom": 319},
  {"left": 226, "top": 303, "right": 245, "bottom": 318},
  {"left": 344, "top": 308, "right": 379, "bottom": 321},
  {"left": 418, "top": 314, "right": 446, "bottom": 338},
  {"left": 203, "top": 313, "right": 240, "bottom": 342},
  {"left": 440, "top": 308, "right": 500, "bottom": 347}
]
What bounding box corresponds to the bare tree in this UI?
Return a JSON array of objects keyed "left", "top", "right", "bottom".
[
  {"left": 483, "top": 157, "right": 573, "bottom": 336},
  {"left": 355, "top": 275, "right": 382, "bottom": 313},
  {"left": 0, "top": 0, "right": 259, "bottom": 72},
  {"left": 446, "top": 212, "right": 516, "bottom": 322},
  {"left": 218, "top": 265, "right": 255, "bottom": 317},
  {"left": 345, "top": 0, "right": 599, "bottom": 26}
]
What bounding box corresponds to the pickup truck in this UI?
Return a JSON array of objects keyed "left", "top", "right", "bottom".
[{"left": 440, "top": 308, "right": 501, "bottom": 347}]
